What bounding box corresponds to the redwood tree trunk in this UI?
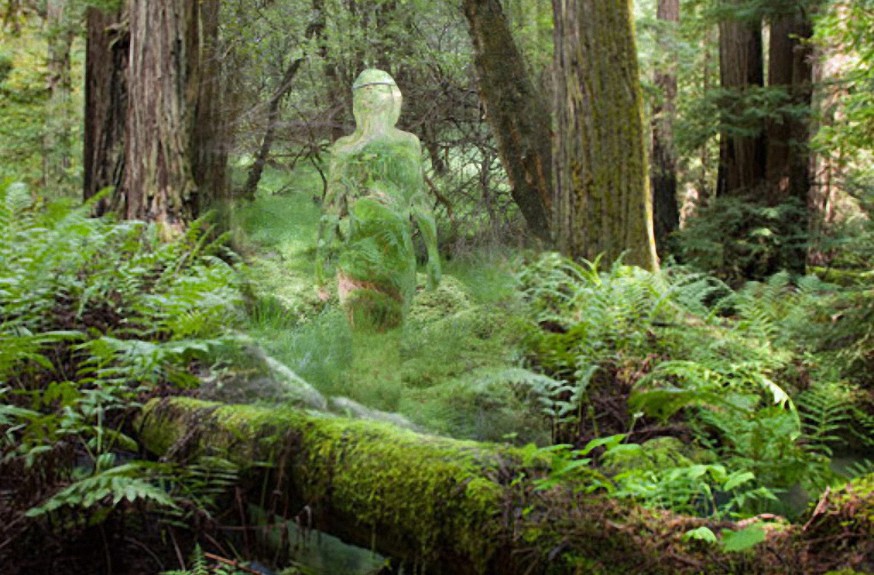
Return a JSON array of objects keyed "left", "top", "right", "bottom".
[
  {"left": 552, "top": 0, "right": 658, "bottom": 270},
  {"left": 809, "top": 6, "right": 848, "bottom": 264},
  {"left": 765, "top": 12, "right": 813, "bottom": 206},
  {"left": 83, "top": 6, "right": 128, "bottom": 214},
  {"left": 462, "top": 0, "right": 552, "bottom": 241},
  {"left": 716, "top": 2, "right": 765, "bottom": 197},
  {"left": 123, "top": 0, "right": 199, "bottom": 231},
  {"left": 191, "top": 0, "right": 228, "bottom": 210},
  {"left": 651, "top": 0, "right": 680, "bottom": 256}
]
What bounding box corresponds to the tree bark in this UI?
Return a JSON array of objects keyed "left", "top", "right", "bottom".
[
  {"left": 765, "top": 12, "right": 814, "bottom": 207},
  {"left": 191, "top": 0, "right": 228, "bottom": 211},
  {"left": 86, "top": 1, "right": 226, "bottom": 226},
  {"left": 650, "top": 0, "right": 680, "bottom": 256},
  {"left": 136, "top": 397, "right": 873, "bottom": 575},
  {"left": 716, "top": 1, "right": 765, "bottom": 197},
  {"left": 83, "top": 6, "right": 128, "bottom": 215},
  {"left": 808, "top": 4, "right": 849, "bottom": 265},
  {"left": 651, "top": 0, "right": 680, "bottom": 257},
  {"left": 552, "top": 0, "right": 658, "bottom": 270},
  {"left": 765, "top": 10, "right": 814, "bottom": 273},
  {"left": 462, "top": 0, "right": 552, "bottom": 242},
  {"left": 122, "top": 0, "right": 199, "bottom": 231}
]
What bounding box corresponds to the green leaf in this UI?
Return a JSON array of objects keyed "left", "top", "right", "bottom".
[
  {"left": 721, "top": 525, "right": 765, "bottom": 552},
  {"left": 578, "top": 434, "right": 626, "bottom": 456},
  {"left": 723, "top": 471, "right": 755, "bottom": 492},
  {"left": 682, "top": 526, "right": 717, "bottom": 543}
]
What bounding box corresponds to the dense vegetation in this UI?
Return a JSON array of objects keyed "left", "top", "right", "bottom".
[{"left": 1, "top": 0, "right": 873, "bottom": 574}]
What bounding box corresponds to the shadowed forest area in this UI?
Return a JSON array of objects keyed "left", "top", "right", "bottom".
[{"left": 1, "top": 0, "right": 873, "bottom": 573}]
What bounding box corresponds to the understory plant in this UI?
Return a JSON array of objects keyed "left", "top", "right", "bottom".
[
  {"left": 518, "top": 252, "right": 871, "bottom": 519},
  {"left": 0, "top": 180, "right": 245, "bottom": 559}
]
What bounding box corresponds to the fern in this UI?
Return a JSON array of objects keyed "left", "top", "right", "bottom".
[
  {"left": 162, "top": 544, "right": 210, "bottom": 575},
  {"left": 162, "top": 456, "right": 240, "bottom": 527},
  {"left": 26, "top": 462, "right": 178, "bottom": 518},
  {"left": 0, "top": 192, "right": 250, "bottom": 555},
  {"left": 797, "top": 382, "right": 854, "bottom": 458}
]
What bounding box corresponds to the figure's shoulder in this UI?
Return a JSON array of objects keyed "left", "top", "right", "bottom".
[
  {"left": 331, "top": 134, "right": 360, "bottom": 155},
  {"left": 386, "top": 129, "right": 422, "bottom": 153}
]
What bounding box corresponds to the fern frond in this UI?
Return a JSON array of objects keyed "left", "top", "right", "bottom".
[
  {"left": 26, "top": 462, "right": 178, "bottom": 517},
  {"left": 797, "top": 383, "right": 853, "bottom": 457}
]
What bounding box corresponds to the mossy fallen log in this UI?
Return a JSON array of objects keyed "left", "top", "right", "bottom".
[{"left": 136, "top": 397, "right": 873, "bottom": 574}]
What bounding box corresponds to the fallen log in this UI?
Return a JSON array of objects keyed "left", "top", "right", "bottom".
[{"left": 136, "top": 397, "right": 873, "bottom": 574}]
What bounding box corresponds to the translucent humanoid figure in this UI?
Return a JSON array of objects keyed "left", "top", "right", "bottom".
[{"left": 316, "top": 69, "right": 441, "bottom": 329}]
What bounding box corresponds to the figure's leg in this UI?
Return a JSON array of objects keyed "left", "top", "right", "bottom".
[{"left": 338, "top": 272, "right": 404, "bottom": 331}]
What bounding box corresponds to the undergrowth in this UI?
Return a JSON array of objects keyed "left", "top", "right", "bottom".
[
  {"left": 518, "top": 252, "right": 874, "bottom": 520},
  {"left": 234, "top": 175, "right": 544, "bottom": 442},
  {"left": 231, "top": 169, "right": 873, "bottom": 525},
  {"left": 4, "top": 160, "right": 872, "bottom": 571},
  {"left": 0, "top": 180, "right": 245, "bottom": 573}
]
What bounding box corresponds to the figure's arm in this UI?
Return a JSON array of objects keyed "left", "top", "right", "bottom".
[
  {"left": 412, "top": 198, "right": 441, "bottom": 289},
  {"left": 315, "top": 153, "right": 345, "bottom": 292},
  {"left": 408, "top": 141, "right": 441, "bottom": 288}
]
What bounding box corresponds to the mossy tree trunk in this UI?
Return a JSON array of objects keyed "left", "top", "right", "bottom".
[
  {"left": 136, "top": 397, "right": 873, "bottom": 574},
  {"left": 651, "top": 0, "right": 680, "bottom": 257},
  {"left": 462, "top": 0, "right": 552, "bottom": 242},
  {"left": 552, "top": 0, "right": 658, "bottom": 271},
  {"left": 716, "top": 0, "right": 766, "bottom": 197},
  {"left": 191, "top": 0, "right": 228, "bottom": 212}
]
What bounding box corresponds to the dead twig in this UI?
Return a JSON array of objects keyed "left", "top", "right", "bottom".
[{"left": 204, "top": 551, "right": 264, "bottom": 575}]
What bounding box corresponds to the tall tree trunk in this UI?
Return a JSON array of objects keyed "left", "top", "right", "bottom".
[
  {"left": 809, "top": 5, "right": 849, "bottom": 265},
  {"left": 191, "top": 0, "right": 227, "bottom": 212},
  {"left": 83, "top": 6, "right": 128, "bottom": 215},
  {"left": 716, "top": 2, "right": 765, "bottom": 197},
  {"left": 462, "top": 0, "right": 552, "bottom": 241},
  {"left": 552, "top": 0, "right": 658, "bottom": 271},
  {"left": 765, "top": 13, "right": 814, "bottom": 206},
  {"left": 123, "top": 0, "right": 199, "bottom": 232},
  {"left": 43, "top": 0, "right": 75, "bottom": 192},
  {"left": 651, "top": 0, "right": 680, "bottom": 257},
  {"left": 765, "top": 10, "right": 814, "bottom": 272}
]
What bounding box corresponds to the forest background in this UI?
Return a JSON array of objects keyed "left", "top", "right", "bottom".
[{"left": 0, "top": 0, "right": 873, "bottom": 573}]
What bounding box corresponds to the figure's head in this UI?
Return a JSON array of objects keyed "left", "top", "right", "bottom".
[{"left": 352, "top": 69, "right": 402, "bottom": 128}]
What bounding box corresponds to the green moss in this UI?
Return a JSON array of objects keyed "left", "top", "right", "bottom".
[
  {"left": 138, "top": 397, "right": 520, "bottom": 570},
  {"left": 407, "top": 274, "right": 474, "bottom": 324},
  {"left": 294, "top": 413, "right": 507, "bottom": 565}
]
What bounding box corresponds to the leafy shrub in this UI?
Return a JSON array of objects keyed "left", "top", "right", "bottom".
[{"left": 676, "top": 195, "right": 808, "bottom": 282}]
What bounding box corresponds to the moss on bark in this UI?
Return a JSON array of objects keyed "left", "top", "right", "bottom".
[
  {"left": 136, "top": 398, "right": 874, "bottom": 574},
  {"left": 552, "top": 0, "right": 658, "bottom": 271}
]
